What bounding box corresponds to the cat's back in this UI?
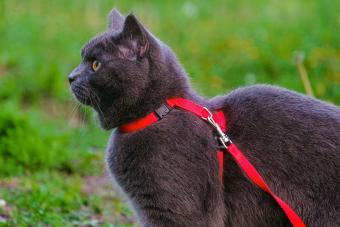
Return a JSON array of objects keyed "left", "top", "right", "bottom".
[
  {"left": 213, "top": 84, "right": 340, "bottom": 121},
  {"left": 212, "top": 84, "right": 340, "bottom": 138}
]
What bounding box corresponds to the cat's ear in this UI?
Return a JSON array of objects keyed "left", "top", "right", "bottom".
[
  {"left": 117, "top": 14, "right": 149, "bottom": 60},
  {"left": 108, "top": 8, "right": 124, "bottom": 31}
]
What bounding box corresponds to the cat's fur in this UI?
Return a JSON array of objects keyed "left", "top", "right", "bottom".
[{"left": 69, "top": 9, "right": 340, "bottom": 227}]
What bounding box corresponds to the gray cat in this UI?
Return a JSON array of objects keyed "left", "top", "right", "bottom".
[{"left": 68, "top": 9, "right": 340, "bottom": 227}]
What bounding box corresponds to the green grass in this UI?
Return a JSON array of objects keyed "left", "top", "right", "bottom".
[
  {"left": 0, "top": 172, "right": 137, "bottom": 226},
  {"left": 0, "top": 0, "right": 339, "bottom": 226}
]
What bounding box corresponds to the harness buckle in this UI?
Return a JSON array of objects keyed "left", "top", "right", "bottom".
[
  {"left": 154, "top": 104, "right": 172, "bottom": 119},
  {"left": 202, "top": 107, "right": 232, "bottom": 148}
]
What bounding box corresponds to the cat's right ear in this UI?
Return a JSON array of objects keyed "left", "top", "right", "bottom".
[
  {"left": 117, "top": 14, "right": 149, "bottom": 61},
  {"left": 108, "top": 8, "right": 124, "bottom": 31}
]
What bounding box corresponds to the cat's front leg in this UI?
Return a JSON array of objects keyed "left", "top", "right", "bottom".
[
  {"left": 108, "top": 137, "right": 225, "bottom": 227},
  {"left": 128, "top": 164, "right": 224, "bottom": 227}
]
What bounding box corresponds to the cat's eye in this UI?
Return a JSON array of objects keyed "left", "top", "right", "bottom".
[{"left": 91, "top": 60, "right": 101, "bottom": 72}]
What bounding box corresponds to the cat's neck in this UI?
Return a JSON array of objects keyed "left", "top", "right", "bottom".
[{"left": 121, "top": 81, "right": 207, "bottom": 127}]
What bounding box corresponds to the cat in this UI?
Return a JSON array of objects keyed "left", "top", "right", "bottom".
[{"left": 68, "top": 8, "right": 340, "bottom": 227}]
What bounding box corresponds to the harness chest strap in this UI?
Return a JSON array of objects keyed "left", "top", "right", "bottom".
[{"left": 119, "top": 97, "right": 306, "bottom": 227}]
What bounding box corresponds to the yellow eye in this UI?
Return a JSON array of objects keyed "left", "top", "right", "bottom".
[{"left": 92, "top": 60, "right": 101, "bottom": 72}]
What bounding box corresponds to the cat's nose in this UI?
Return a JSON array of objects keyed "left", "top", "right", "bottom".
[
  {"left": 69, "top": 66, "right": 83, "bottom": 84},
  {"left": 68, "top": 72, "right": 79, "bottom": 84},
  {"left": 68, "top": 74, "right": 76, "bottom": 84}
]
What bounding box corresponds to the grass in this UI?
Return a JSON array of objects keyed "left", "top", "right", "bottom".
[
  {"left": 0, "top": 0, "right": 339, "bottom": 226},
  {"left": 1, "top": 172, "right": 137, "bottom": 226}
]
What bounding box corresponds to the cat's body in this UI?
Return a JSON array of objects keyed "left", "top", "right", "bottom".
[
  {"left": 108, "top": 85, "right": 340, "bottom": 227},
  {"left": 69, "top": 9, "right": 340, "bottom": 227}
]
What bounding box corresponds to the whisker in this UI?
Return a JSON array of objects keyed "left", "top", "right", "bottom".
[
  {"left": 79, "top": 94, "right": 87, "bottom": 133},
  {"left": 69, "top": 102, "right": 79, "bottom": 120},
  {"left": 89, "top": 88, "right": 109, "bottom": 127}
]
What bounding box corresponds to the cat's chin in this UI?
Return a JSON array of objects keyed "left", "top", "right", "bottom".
[{"left": 95, "top": 111, "right": 116, "bottom": 130}]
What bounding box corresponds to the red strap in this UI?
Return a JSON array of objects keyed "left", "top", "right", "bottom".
[
  {"left": 227, "top": 144, "right": 306, "bottom": 227},
  {"left": 217, "top": 150, "right": 224, "bottom": 180},
  {"left": 167, "top": 98, "right": 225, "bottom": 128},
  {"left": 119, "top": 112, "right": 159, "bottom": 133},
  {"left": 119, "top": 97, "right": 306, "bottom": 227},
  {"left": 167, "top": 98, "right": 211, "bottom": 118}
]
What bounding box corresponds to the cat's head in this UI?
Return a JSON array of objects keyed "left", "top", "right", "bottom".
[{"left": 69, "top": 9, "right": 189, "bottom": 129}]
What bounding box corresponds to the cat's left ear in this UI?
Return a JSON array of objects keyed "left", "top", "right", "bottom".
[
  {"left": 117, "top": 14, "right": 149, "bottom": 60},
  {"left": 108, "top": 8, "right": 125, "bottom": 31}
]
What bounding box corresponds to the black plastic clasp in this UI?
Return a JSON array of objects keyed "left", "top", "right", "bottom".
[{"left": 154, "top": 104, "right": 172, "bottom": 119}]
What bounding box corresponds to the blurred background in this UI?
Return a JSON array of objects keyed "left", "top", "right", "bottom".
[{"left": 0, "top": 0, "right": 339, "bottom": 226}]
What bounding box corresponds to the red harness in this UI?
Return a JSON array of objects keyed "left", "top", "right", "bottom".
[{"left": 119, "top": 98, "right": 306, "bottom": 227}]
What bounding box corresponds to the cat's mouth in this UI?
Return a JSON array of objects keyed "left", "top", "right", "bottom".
[{"left": 70, "top": 84, "right": 92, "bottom": 106}]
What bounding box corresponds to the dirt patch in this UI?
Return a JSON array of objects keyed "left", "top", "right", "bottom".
[
  {"left": 0, "top": 178, "right": 19, "bottom": 189},
  {"left": 82, "top": 172, "right": 139, "bottom": 226},
  {"left": 0, "top": 64, "right": 10, "bottom": 77},
  {"left": 82, "top": 173, "right": 113, "bottom": 197}
]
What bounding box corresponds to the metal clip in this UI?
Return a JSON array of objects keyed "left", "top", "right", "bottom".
[{"left": 202, "top": 107, "right": 232, "bottom": 148}]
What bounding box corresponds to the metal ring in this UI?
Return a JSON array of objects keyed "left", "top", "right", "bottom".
[{"left": 201, "top": 107, "right": 213, "bottom": 120}]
